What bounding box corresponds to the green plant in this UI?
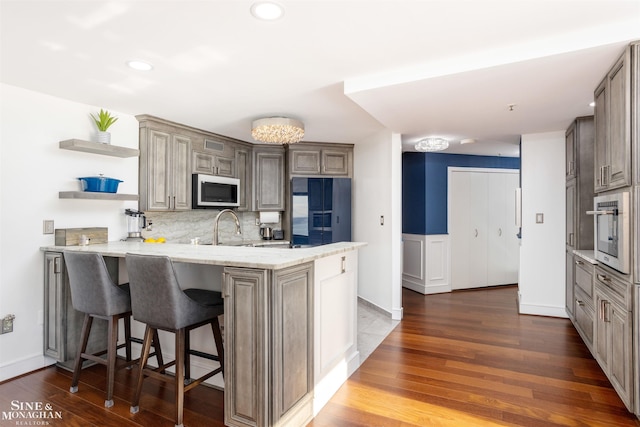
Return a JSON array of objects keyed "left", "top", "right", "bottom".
[{"left": 90, "top": 109, "right": 118, "bottom": 132}]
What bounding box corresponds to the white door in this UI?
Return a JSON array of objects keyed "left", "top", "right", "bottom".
[{"left": 487, "top": 172, "right": 520, "bottom": 285}]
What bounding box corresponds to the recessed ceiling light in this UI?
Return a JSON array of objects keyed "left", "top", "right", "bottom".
[
  {"left": 126, "top": 60, "right": 153, "bottom": 71},
  {"left": 250, "top": 2, "right": 284, "bottom": 20}
]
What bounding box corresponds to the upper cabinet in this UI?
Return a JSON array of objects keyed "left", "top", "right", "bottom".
[
  {"left": 253, "top": 146, "right": 285, "bottom": 211},
  {"left": 288, "top": 142, "right": 353, "bottom": 177},
  {"left": 594, "top": 47, "right": 632, "bottom": 192},
  {"left": 137, "top": 115, "right": 252, "bottom": 212}
]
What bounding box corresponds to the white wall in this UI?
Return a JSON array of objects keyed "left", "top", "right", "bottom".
[
  {"left": 353, "top": 130, "right": 403, "bottom": 320},
  {"left": 0, "top": 84, "right": 140, "bottom": 380},
  {"left": 519, "top": 131, "right": 567, "bottom": 317}
]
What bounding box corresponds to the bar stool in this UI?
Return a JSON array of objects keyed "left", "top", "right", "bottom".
[
  {"left": 63, "top": 251, "right": 164, "bottom": 408},
  {"left": 125, "top": 253, "right": 225, "bottom": 427}
]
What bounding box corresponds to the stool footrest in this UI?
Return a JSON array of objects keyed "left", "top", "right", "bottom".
[{"left": 187, "top": 349, "right": 221, "bottom": 362}]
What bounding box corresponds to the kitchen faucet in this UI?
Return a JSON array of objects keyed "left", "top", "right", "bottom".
[{"left": 213, "top": 209, "right": 242, "bottom": 245}]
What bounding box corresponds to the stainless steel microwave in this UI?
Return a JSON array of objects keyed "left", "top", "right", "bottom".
[
  {"left": 192, "top": 174, "right": 240, "bottom": 208},
  {"left": 587, "top": 191, "right": 630, "bottom": 274}
]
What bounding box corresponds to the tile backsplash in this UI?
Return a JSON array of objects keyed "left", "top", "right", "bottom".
[{"left": 140, "top": 210, "right": 282, "bottom": 244}]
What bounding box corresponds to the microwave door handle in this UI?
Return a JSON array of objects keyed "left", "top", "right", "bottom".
[{"left": 586, "top": 210, "right": 616, "bottom": 215}]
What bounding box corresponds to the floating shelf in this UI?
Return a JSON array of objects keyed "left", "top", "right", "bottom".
[
  {"left": 59, "top": 139, "right": 139, "bottom": 158},
  {"left": 59, "top": 191, "right": 139, "bottom": 201}
]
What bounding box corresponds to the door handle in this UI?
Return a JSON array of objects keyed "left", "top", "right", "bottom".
[
  {"left": 474, "top": 229, "right": 478, "bottom": 238},
  {"left": 498, "top": 228, "right": 502, "bottom": 236}
]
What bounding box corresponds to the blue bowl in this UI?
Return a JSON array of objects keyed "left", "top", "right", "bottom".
[{"left": 78, "top": 176, "right": 123, "bottom": 193}]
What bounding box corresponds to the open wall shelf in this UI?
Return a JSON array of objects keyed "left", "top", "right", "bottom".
[{"left": 59, "top": 139, "right": 139, "bottom": 158}]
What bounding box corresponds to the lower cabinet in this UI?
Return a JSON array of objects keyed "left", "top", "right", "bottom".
[
  {"left": 223, "top": 263, "right": 313, "bottom": 427},
  {"left": 593, "top": 268, "right": 633, "bottom": 411},
  {"left": 43, "top": 252, "right": 113, "bottom": 369}
]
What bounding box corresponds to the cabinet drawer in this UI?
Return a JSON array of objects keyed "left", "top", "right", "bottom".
[
  {"left": 574, "top": 258, "right": 594, "bottom": 298},
  {"left": 574, "top": 287, "right": 594, "bottom": 348},
  {"left": 595, "top": 267, "right": 631, "bottom": 311}
]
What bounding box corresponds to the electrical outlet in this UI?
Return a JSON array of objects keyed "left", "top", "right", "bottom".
[
  {"left": 43, "top": 220, "right": 54, "bottom": 234},
  {"left": 1, "top": 315, "right": 15, "bottom": 334}
]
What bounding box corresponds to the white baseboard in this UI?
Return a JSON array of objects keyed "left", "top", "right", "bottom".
[
  {"left": 313, "top": 349, "right": 360, "bottom": 416},
  {"left": 402, "top": 280, "right": 450, "bottom": 295},
  {"left": 0, "top": 354, "right": 56, "bottom": 382},
  {"left": 519, "top": 303, "right": 569, "bottom": 318}
]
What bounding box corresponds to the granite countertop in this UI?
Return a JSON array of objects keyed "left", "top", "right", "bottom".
[
  {"left": 40, "top": 241, "right": 367, "bottom": 270},
  {"left": 573, "top": 249, "right": 598, "bottom": 265}
]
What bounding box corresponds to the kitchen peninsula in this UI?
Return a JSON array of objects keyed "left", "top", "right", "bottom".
[{"left": 41, "top": 241, "right": 365, "bottom": 427}]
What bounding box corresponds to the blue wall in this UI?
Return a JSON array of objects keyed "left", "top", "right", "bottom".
[{"left": 402, "top": 152, "right": 520, "bottom": 235}]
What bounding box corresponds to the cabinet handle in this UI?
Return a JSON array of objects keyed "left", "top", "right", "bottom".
[
  {"left": 222, "top": 272, "right": 229, "bottom": 298},
  {"left": 569, "top": 233, "right": 574, "bottom": 246},
  {"left": 603, "top": 300, "right": 610, "bottom": 322},
  {"left": 575, "top": 260, "right": 584, "bottom": 266},
  {"left": 341, "top": 256, "right": 346, "bottom": 274},
  {"left": 53, "top": 257, "right": 61, "bottom": 274},
  {"left": 576, "top": 299, "right": 584, "bottom": 307},
  {"left": 597, "top": 274, "right": 611, "bottom": 283}
]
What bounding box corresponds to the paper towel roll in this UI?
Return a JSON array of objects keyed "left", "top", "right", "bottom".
[{"left": 259, "top": 211, "right": 280, "bottom": 224}]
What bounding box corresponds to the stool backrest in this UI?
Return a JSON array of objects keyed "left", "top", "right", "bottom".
[
  {"left": 63, "top": 251, "right": 131, "bottom": 316},
  {"left": 125, "top": 253, "right": 211, "bottom": 330}
]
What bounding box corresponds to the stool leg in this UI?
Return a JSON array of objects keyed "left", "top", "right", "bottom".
[
  {"left": 184, "top": 327, "right": 191, "bottom": 381},
  {"left": 124, "top": 314, "right": 132, "bottom": 362},
  {"left": 152, "top": 330, "right": 165, "bottom": 373},
  {"left": 70, "top": 314, "right": 93, "bottom": 393},
  {"left": 175, "top": 328, "right": 186, "bottom": 427},
  {"left": 105, "top": 315, "right": 118, "bottom": 408},
  {"left": 130, "top": 326, "right": 154, "bottom": 414},
  {"left": 212, "top": 317, "right": 224, "bottom": 376}
]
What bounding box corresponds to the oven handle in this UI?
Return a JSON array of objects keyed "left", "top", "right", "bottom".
[{"left": 586, "top": 210, "right": 616, "bottom": 215}]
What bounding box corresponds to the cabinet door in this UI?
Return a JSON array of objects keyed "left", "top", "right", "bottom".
[
  {"left": 322, "top": 149, "right": 349, "bottom": 175},
  {"left": 272, "top": 263, "right": 313, "bottom": 422},
  {"left": 566, "top": 123, "right": 576, "bottom": 179},
  {"left": 223, "top": 267, "right": 268, "bottom": 427},
  {"left": 172, "top": 135, "right": 191, "bottom": 210},
  {"left": 147, "top": 130, "right": 173, "bottom": 210},
  {"left": 566, "top": 181, "right": 576, "bottom": 247},
  {"left": 606, "top": 51, "right": 631, "bottom": 190},
  {"left": 594, "top": 290, "right": 609, "bottom": 371},
  {"left": 235, "top": 148, "right": 251, "bottom": 212},
  {"left": 593, "top": 79, "right": 607, "bottom": 192},
  {"left": 573, "top": 288, "right": 594, "bottom": 348},
  {"left": 565, "top": 251, "right": 574, "bottom": 316},
  {"left": 609, "top": 302, "right": 632, "bottom": 409},
  {"left": 216, "top": 155, "right": 235, "bottom": 177},
  {"left": 44, "top": 252, "right": 65, "bottom": 361},
  {"left": 291, "top": 150, "right": 321, "bottom": 175},
  {"left": 253, "top": 149, "right": 285, "bottom": 211}
]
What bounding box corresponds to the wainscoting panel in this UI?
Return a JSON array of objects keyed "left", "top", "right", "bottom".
[{"left": 402, "top": 234, "right": 450, "bottom": 294}]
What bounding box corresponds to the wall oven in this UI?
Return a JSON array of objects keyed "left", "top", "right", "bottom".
[
  {"left": 192, "top": 174, "right": 239, "bottom": 208},
  {"left": 587, "top": 191, "right": 630, "bottom": 274}
]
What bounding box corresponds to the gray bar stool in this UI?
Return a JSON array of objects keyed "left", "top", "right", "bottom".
[
  {"left": 125, "top": 253, "right": 224, "bottom": 427},
  {"left": 63, "top": 251, "right": 163, "bottom": 408}
]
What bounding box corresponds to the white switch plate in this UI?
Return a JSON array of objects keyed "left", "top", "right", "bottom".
[
  {"left": 43, "top": 220, "right": 54, "bottom": 234},
  {"left": 536, "top": 213, "right": 544, "bottom": 224}
]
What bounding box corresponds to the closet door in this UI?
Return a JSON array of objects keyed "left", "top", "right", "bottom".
[
  {"left": 450, "top": 171, "right": 488, "bottom": 289},
  {"left": 487, "top": 172, "right": 520, "bottom": 285}
]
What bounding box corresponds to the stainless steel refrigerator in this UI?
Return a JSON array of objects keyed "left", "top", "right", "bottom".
[{"left": 291, "top": 177, "right": 351, "bottom": 246}]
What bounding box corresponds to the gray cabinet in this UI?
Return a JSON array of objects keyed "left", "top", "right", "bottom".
[
  {"left": 139, "top": 128, "right": 191, "bottom": 211},
  {"left": 253, "top": 147, "right": 285, "bottom": 211},
  {"left": 572, "top": 254, "right": 595, "bottom": 349},
  {"left": 594, "top": 48, "right": 631, "bottom": 192},
  {"left": 43, "top": 252, "right": 112, "bottom": 369},
  {"left": 288, "top": 143, "right": 353, "bottom": 177},
  {"left": 223, "top": 263, "right": 313, "bottom": 427},
  {"left": 235, "top": 147, "right": 252, "bottom": 212},
  {"left": 594, "top": 267, "right": 633, "bottom": 411},
  {"left": 192, "top": 137, "right": 237, "bottom": 178}
]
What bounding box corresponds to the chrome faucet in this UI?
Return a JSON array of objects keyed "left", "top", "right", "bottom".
[{"left": 213, "top": 209, "right": 242, "bottom": 245}]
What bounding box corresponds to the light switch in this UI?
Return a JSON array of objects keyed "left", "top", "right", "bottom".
[{"left": 536, "top": 213, "right": 544, "bottom": 224}]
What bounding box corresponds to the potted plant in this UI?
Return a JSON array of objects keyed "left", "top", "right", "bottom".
[{"left": 91, "top": 109, "right": 118, "bottom": 144}]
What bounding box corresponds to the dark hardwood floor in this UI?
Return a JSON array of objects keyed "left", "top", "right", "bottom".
[{"left": 1, "top": 285, "right": 638, "bottom": 426}]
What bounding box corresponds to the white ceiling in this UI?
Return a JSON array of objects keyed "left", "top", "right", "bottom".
[{"left": 2, "top": 0, "right": 639, "bottom": 157}]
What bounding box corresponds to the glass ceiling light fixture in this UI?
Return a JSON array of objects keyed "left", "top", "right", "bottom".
[
  {"left": 250, "top": 2, "right": 285, "bottom": 20},
  {"left": 126, "top": 60, "right": 153, "bottom": 71},
  {"left": 251, "top": 117, "right": 304, "bottom": 144},
  {"left": 414, "top": 137, "right": 449, "bottom": 152}
]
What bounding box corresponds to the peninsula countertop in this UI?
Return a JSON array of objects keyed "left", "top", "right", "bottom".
[{"left": 40, "top": 241, "right": 367, "bottom": 270}]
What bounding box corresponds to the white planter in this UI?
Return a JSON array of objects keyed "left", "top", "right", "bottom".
[{"left": 97, "top": 131, "right": 111, "bottom": 144}]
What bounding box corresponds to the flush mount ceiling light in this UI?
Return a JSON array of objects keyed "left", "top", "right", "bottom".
[
  {"left": 250, "top": 2, "right": 285, "bottom": 20},
  {"left": 126, "top": 60, "right": 153, "bottom": 71},
  {"left": 251, "top": 117, "right": 304, "bottom": 144},
  {"left": 415, "top": 137, "right": 449, "bottom": 152}
]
